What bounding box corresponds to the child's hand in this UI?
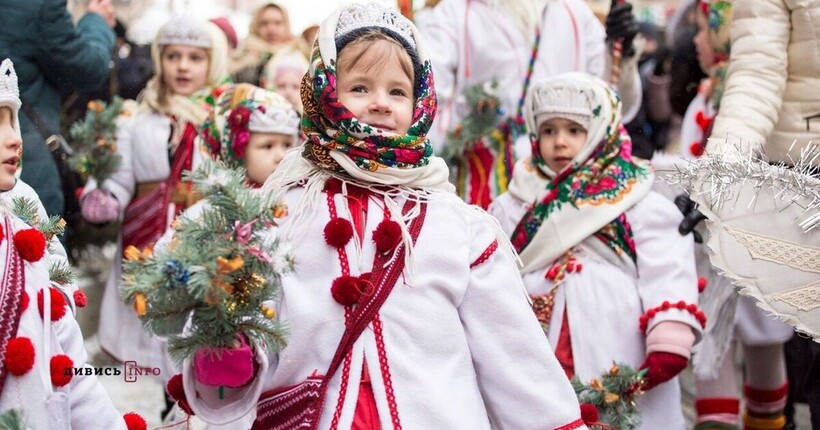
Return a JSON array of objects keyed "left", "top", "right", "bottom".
[
  {"left": 80, "top": 189, "right": 119, "bottom": 224},
  {"left": 193, "top": 334, "right": 256, "bottom": 388},
  {"left": 639, "top": 351, "right": 688, "bottom": 390}
]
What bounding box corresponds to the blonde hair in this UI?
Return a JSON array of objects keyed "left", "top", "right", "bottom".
[
  {"left": 337, "top": 30, "right": 414, "bottom": 85},
  {"left": 250, "top": 2, "right": 292, "bottom": 40},
  {"left": 141, "top": 20, "right": 228, "bottom": 123}
]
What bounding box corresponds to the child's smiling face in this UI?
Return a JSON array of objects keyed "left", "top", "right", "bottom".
[{"left": 336, "top": 38, "right": 414, "bottom": 136}]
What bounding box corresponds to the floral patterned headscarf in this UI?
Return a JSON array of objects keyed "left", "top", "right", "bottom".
[
  {"left": 507, "top": 73, "right": 654, "bottom": 273},
  {"left": 200, "top": 83, "right": 300, "bottom": 166},
  {"left": 299, "top": 2, "right": 437, "bottom": 174}
]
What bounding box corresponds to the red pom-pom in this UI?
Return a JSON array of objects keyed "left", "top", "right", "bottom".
[
  {"left": 331, "top": 275, "right": 361, "bottom": 306},
  {"left": 676, "top": 301, "right": 687, "bottom": 310},
  {"left": 19, "top": 291, "right": 28, "bottom": 313},
  {"left": 661, "top": 301, "right": 671, "bottom": 311},
  {"left": 50, "top": 354, "right": 73, "bottom": 387},
  {"left": 73, "top": 290, "right": 88, "bottom": 308},
  {"left": 373, "top": 220, "right": 402, "bottom": 253},
  {"left": 545, "top": 266, "right": 559, "bottom": 280},
  {"left": 167, "top": 374, "right": 194, "bottom": 415},
  {"left": 689, "top": 142, "right": 705, "bottom": 157},
  {"left": 580, "top": 403, "right": 600, "bottom": 425},
  {"left": 647, "top": 309, "right": 657, "bottom": 318},
  {"left": 13, "top": 228, "right": 47, "bottom": 263},
  {"left": 123, "top": 412, "right": 147, "bottom": 430},
  {"left": 324, "top": 218, "right": 354, "bottom": 248},
  {"left": 5, "top": 337, "right": 35, "bottom": 376},
  {"left": 37, "top": 287, "right": 68, "bottom": 322},
  {"left": 687, "top": 304, "right": 698, "bottom": 313},
  {"left": 323, "top": 178, "right": 343, "bottom": 195},
  {"left": 697, "top": 277, "right": 707, "bottom": 293}
]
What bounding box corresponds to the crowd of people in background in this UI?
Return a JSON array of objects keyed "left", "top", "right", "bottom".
[{"left": 0, "top": 0, "right": 815, "bottom": 429}]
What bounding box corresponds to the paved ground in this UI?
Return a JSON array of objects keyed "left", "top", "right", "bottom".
[{"left": 74, "top": 245, "right": 812, "bottom": 429}]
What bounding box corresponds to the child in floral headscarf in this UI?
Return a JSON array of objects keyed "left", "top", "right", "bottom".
[
  {"left": 490, "top": 72, "right": 702, "bottom": 429},
  {"left": 179, "top": 3, "right": 586, "bottom": 429},
  {"left": 200, "top": 83, "right": 300, "bottom": 185}
]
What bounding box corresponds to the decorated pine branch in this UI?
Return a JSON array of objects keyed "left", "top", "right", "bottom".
[
  {"left": 68, "top": 97, "right": 126, "bottom": 183},
  {"left": 442, "top": 80, "right": 505, "bottom": 160},
  {"left": 11, "top": 196, "right": 66, "bottom": 247},
  {"left": 121, "top": 160, "right": 293, "bottom": 362},
  {"left": 572, "top": 362, "right": 647, "bottom": 430}
]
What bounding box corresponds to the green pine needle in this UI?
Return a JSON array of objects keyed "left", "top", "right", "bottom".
[
  {"left": 0, "top": 409, "right": 26, "bottom": 430},
  {"left": 49, "top": 261, "right": 76, "bottom": 286}
]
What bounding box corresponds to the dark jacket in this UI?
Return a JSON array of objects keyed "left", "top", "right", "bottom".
[{"left": 0, "top": 0, "right": 114, "bottom": 216}]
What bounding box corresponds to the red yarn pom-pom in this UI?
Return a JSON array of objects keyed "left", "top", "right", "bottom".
[
  {"left": 13, "top": 228, "right": 47, "bottom": 262},
  {"left": 689, "top": 142, "right": 705, "bottom": 157},
  {"left": 697, "top": 277, "right": 707, "bottom": 293},
  {"left": 37, "top": 287, "right": 68, "bottom": 322},
  {"left": 73, "top": 290, "right": 88, "bottom": 308},
  {"left": 331, "top": 275, "right": 361, "bottom": 306},
  {"left": 167, "top": 374, "right": 194, "bottom": 415},
  {"left": 123, "top": 412, "right": 148, "bottom": 430},
  {"left": 50, "top": 354, "right": 74, "bottom": 387},
  {"left": 19, "top": 291, "right": 28, "bottom": 313},
  {"left": 373, "top": 220, "right": 402, "bottom": 253},
  {"left": 5, "top": 337, "right": 35, "bottom": 376},
  {"left": 324, "top": 218, "right": 354, "bottom": 248},
  {"left": 580, "top": 403, "right": 600, "bottom": 425}
]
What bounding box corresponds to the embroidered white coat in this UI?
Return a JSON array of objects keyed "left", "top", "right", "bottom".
[
  {"left": 182, "top": 185, "right": 587, "bottom": 430},
  {"left": 88, "top": 111, "right": 206, "bottom": 373},
  {"left": 418, "top": 0, "right": 641, "bottom": 154},
  {"left": 491, "top": 190, "right": 702, "bottom": 430},
  {"left": 0, "top": 210, "right": 125, "bottom": 429}
]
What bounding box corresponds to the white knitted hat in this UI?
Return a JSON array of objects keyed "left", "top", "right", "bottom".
[
  {"left": 157, "top": 16, "right": 213, "bottom": 48},
  {"left": 0, "top": 59, "right": 21, "bottom": 136},
  {"left": 526, "top": 82, "right": 594, "bottom": 132}
]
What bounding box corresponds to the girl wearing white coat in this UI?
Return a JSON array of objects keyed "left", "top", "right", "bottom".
[
  {"left": 491, "top": 72, "right": 702, "bottom": 429},
  {"left": 79, "top": 16, "right": 228, "bottom": 373}
]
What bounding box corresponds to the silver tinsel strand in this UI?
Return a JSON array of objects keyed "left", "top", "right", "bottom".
[{"left": 668, "top": 141, "right": 820, "bottom": 233}]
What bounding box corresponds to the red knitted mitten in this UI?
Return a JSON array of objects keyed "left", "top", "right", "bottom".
[{"left": 639, "top": 351, "right": 688, "bottom": 390}]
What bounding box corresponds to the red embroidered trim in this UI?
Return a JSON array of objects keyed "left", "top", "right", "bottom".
[
  {"left": 373, "top": 314, "right": 402, "bottom": 430},
  {"left": 329, "top": 333, "right": 353, "bottom": 430},
  {"left": 0, "top": 217, "right": 26, "bottom": 395},
  {"left": 554, "top": 418, "right": 586, "bottom": 430},
  {"left": 327, "top": 192, "right": 351, "bottom": 278},
  {"left": 469, "top": 240, "right": 498, "bottom": 269},
  {"left": 639, "top": 300, "right": 707, "bottom": 333}
]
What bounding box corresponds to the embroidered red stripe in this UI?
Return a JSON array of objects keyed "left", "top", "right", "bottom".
[
  {"left": 470, "top": 240, "right": 498, "bottom": 269},
  {"left": 373, "top": 314, "right": 403, "bottom": 430},
  {"left": 554, "top": 418, "right": 586, "bottom": 430},
  {"left": 329, "top": 309, "right": 354, "bottom": 430}
]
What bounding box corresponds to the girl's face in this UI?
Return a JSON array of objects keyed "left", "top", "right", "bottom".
[
  {"left": 257, "top": 7, "right": 290, "bottom": 45},
  {"left": 162, "top": 45, "right": 209, "bottom": 97},
  {"left": 0, "top": 107, "right": 21, "bottom": 191},
  {"left": 537, "top": 118, "right": 588, "bottom": 173},
  {"left": 243, "top": 132, "right": 294, "bottom": 185},
  {"left": 693, "top": 12, "right": 715, "bottom": 73},
  {"left": 336, "top": 40, "right": 414, "bottom": 135},
  {"left": 274, "top": 70, "right": 303, "bottom": 112}
]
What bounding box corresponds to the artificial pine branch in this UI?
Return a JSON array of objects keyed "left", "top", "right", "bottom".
[
  {"left": 123, "top": 159, "right": 293, "bottom": 363},
  {"left": 48, "top": 261, "right": 76, "bottom": 286},
  {"left": 442, "top": 80, "right": 505, "bottom": 160},
  {"left": 68, "top": 97, "right": 126, "bottom": 182},
  {"left": 572, "top": 362, "right": 647, "bottom": 429}
]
